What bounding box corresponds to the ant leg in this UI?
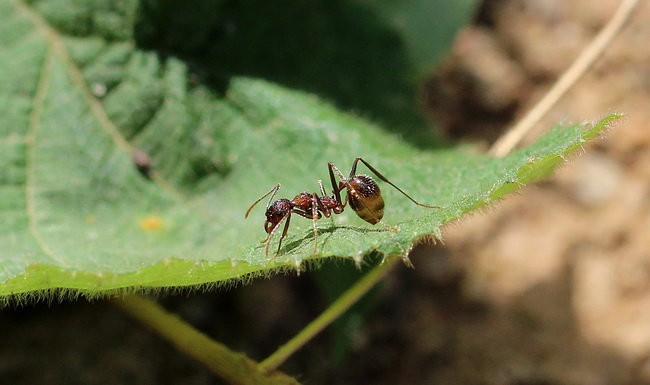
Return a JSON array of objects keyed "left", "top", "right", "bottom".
[
  {"left": 349, "top": 157, "right": 360, "bottom": 178},
  {"left": 318, "top": 179, "right": 327, "bottom": 196},
  {"left": 328, "top": 163, "right": 344, "bottom": 205},
  {"left": 287, "top": 207, "right": 322, "bottom": 256},
  {"left": 373, "top": 219, "right": 397, "bottom": 232},
  {"left": 318, "top": 180, "right": 336, "bottom": 225},
  {"left": 276, "top": 213, "right": 293, "bottom": 257},
  {"left": 328, "top": 162, "right": 351, "bottom": 206},
  {"left": 310, "top": 193, "right": 320, "bottom": 256},
  {"left": 265, "top": 212, "right": 291, "bottom": 259},
  {"left": 245, "top": 184, "right": 282, "bottom": 218},
  {"left": 353, "top": 157, "right": 440, "bottom": 209}
]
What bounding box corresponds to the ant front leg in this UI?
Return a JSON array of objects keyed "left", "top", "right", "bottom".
[{"left": 265, "top": 212, "right": 292, "bottom": 259}]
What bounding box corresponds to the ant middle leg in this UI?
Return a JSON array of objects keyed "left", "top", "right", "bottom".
[
  {"left": 291, "top": 201, "right": 325, "bottom": 256},
  {"left": 318, "top": 179, "right": 327, "bottom": 196},
  {"left": 310, "top": 193, "right": 321, "bottom": 256},
  {"left": 266, "top": 205, "right": 323, "bottom": 259},
  {"left": 318, "top": 180, "right": 336, "bottom": 226}
]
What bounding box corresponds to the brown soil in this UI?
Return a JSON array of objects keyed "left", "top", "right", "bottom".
[{"left": 413, "top": 0, "right": 650, "bottom": 383}]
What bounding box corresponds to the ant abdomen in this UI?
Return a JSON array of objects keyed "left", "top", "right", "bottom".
[{"left": 347, "top": 175, "right": 385, "bottom": 224}]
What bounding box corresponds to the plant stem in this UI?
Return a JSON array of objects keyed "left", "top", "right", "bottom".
[
  {"left": 114, "top": 295, "right": 301, "bottom": 385},
  {"left": 490, "top": 0, "right": 642, "bottom": 157},
  {"left": 259, "top": 256, "right": 400, "bottom": 372}
]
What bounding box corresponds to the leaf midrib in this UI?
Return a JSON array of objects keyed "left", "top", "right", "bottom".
[
  {"left": 16, "top": 0, "right": 195, "bottom": 269},
  {"left": 15, "top": 0, "right": 183, "bottom": 195},
  {"left": 25, "top": 39, "right": 63, "bottom": 266}
]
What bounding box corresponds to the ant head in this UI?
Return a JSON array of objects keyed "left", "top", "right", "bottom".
[{"left": 264, "top": 199, "right": 292, "bottom": 233}]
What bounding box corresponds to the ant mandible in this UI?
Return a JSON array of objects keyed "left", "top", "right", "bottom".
[{"left": 245, "top": 157, "right": 440, "bottom": 258}]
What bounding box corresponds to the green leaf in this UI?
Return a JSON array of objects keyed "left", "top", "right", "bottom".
[
  {"left": 0, "top": 1, "right": 620, "bottom": 301},
  {"left": 31, "top": 0, "right": 480, "bottom": 140}
]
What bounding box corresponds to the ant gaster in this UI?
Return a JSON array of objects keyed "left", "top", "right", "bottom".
[{"left": 245, "top": 157, "right": 440, "bottom": 258}]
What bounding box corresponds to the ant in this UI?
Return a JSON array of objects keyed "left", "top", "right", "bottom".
[
  {"left": 245, "top": 180, "right": 341, "bottom": 258},
  {"left": 245, "top": 157, "right": 440, "bottom": 258}
]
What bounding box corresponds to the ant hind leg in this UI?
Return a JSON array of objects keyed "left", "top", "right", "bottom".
[{"left": 354, "top": 158, "right": 440, "bottom": 209}]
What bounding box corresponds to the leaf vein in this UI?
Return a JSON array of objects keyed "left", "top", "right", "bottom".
[
  {"left": 15, "top": 0, "right": 184, "bottom": 200},
  {"left": 24, "top": 44, "right": 69, "bottom": 267}
]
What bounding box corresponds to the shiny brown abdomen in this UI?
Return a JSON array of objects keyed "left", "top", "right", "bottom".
[{"left": 347, "top": 175, "right": 385, "bottom": 224}]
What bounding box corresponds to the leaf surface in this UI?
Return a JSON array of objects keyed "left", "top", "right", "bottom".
[{"left": 0, "top": 1, "right": 619, "bottom": 299}]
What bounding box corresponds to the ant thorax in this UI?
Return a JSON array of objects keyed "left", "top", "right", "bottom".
[{"left": 291, "top": 193, "right": 313, "bottom": 207}]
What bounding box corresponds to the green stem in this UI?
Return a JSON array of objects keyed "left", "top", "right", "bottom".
[
  {"left": 114, "top": 295, "right": 301, "bottom": 385},
  {"left": 259, "top": 256, "right": 400, "bottom": 372}
]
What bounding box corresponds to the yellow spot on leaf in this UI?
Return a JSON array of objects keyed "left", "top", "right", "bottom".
[{"left": 139, "top": 216, "right": 165, "bottom": 230}]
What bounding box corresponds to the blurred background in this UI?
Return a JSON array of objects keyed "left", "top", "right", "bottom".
[{"left": 3, "top": 0, "right": 650, "bottom": 383}]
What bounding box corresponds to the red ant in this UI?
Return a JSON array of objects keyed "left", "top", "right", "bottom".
[
  {"left": 245, "top": 180, "right": 340, "bottom": 258},
  {"left": 245, "top": 157, "right": 440, "bottom": 258}
]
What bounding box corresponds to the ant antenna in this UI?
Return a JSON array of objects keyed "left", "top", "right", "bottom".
[{"left": 245, "top": 184, "right": 281, "bottom": 218}]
